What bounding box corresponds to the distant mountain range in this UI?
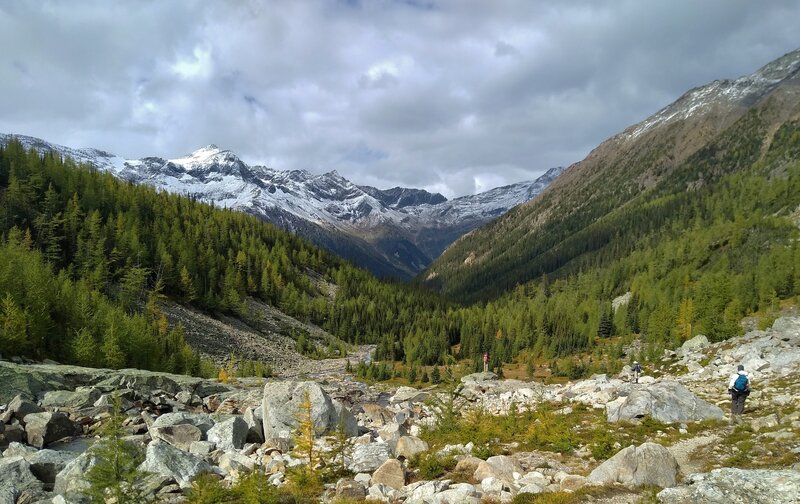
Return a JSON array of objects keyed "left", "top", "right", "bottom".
[{"left": 0, "top": 133, "right": 562, "bottom": 278}]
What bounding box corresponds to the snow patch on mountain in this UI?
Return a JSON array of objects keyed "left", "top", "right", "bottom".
[
  {"left": 1, "top": 134, "right": 560, "bottom": 236},
  {"left": 625, "top": 49, "right": 800, "bottom": 140}
]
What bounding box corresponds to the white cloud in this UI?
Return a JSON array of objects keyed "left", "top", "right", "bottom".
[
  {"left": 172, "top": 47, "right": 213, "bottom": 79},
  {"left": 0, "top": 0, "right": 798, "bottom": 196}
]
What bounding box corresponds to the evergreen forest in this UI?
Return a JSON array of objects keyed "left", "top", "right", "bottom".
[{"left": 2, "top": 113, "right": 800, "bottom": 378}]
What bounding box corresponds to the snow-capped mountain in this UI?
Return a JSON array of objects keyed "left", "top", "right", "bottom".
[
  {"left": 624, "top": 49, "right": 800, "bottom": 141},
  {"left": 0, "top": 132, "right": 562, "bottom": 278}
]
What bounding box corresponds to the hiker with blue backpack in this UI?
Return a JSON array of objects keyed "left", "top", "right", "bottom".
[{"left": 728, "top": 364, "right": 751, "bottom": 419}]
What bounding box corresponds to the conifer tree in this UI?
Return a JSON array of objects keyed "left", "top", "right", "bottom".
[
  {"left": 292, "top": 390, "right": 320, "bottom": 478},
  {"left": 86, "top": 394, "right": 150, "bottom": 503},
  {"left": 0, "top": 294, "right": 27, "bottom": 357},
  {"left": 72, "top": 327, "right": 98, "bottom": 367}
]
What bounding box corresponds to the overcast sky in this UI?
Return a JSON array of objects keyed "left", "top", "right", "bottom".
[{"left": 1, "top": 1, "right": 799, "bottom": 197}]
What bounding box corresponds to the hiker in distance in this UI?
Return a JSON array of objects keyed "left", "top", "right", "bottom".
[
  {"left": 728, "top": 364, "right": 751, "bottom": 421},
  {"left": 631, "top": 361, "right": 642, "bottom": 384}
]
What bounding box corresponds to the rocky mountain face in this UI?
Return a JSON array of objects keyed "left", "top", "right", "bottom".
[
  {"left": 1, "top": 314, "right": 798, "bottom": 503},
  {"left": 423, "top": 48, "right": 800, "bottom": 299},
  {"left": 0, "top": 133, "right": 562, "bottom": 279}
]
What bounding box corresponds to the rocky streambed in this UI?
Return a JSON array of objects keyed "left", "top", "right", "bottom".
[{"left": 0, "top": 316, "right": 798, "bottom": 503}]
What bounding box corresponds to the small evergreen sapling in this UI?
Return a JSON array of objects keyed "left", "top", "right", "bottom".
[{"left": 85, "top": 393, "right": 151, "bottom": 503}]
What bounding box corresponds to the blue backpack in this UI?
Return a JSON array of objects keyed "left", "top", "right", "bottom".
[{"left": 733, "top": 374, "right": 749, "bottom": 392}]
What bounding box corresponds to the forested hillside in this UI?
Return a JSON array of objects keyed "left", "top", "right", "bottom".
[
  {"left": 0, "top": 140, "right": 453, "bottom": 373},
  {"left": 3, "top": 113, "right": 800, "bottom": 379}
]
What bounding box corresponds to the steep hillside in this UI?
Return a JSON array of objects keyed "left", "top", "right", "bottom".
[
  {"left": 424, "top": 49, "right": 800, "bottom": 302},
  {"left": 0, "top": 133, "right": 562, "bottom": 279},
  {"left": 0, "top": 140, "right": 455, "bottom": 373}
]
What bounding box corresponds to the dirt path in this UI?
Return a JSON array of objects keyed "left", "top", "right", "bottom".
[{"left": 667, "top": 434, "right": 722, "bottom": 476}]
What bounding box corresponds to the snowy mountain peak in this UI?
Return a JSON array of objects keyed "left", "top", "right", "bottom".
[
  {"left": 624, "top": 48, "right": 800, "bottom": 141},
  {"left": 0, "top": 132, "right": 564, "bottom": 277}
]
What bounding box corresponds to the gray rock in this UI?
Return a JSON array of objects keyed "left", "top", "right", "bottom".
[
  {"left": 0, "top": 457, "right": 42, "bottom": 504},
  {"left": 207, "top": 417, "right": 248, "bottom": 452},
  {"left": 771, "top": 317, "right": 800, "bottom": 339},
  {"left": 680, "top": 335, "right": 709, "bottom": 353},
  {"left": 24, "top": 412, "right": 79, "bottom": 449},
  {"left": 460, "top": 372, "right": 498, "bottom": 385},
  {"left": 261, "top": 381, "right": 342, "bottom": 438},
  {"left": 150, "top": 424, "right": 203, "bottom": 451},
  {"left": 481, "top": 476, "right": 505, "bottom": 494},
  {"left": 428, "top": 483, "right": 481, "bottom": 504},
  {"left": 243, "top": 407, "right": 264, "bottom": 444},
  {"left": 219, "top": 451, "right": 255, "bottom": 473},
  {"left": 368, "top": 482, "right": 402, "bottom": 502},
  {"left": 138, "top": 441, "right": 218, "bottom": 489},
  {"left": 150, "top": 412, "right": 214, "bottom": 435},
  {"left": 331, "top": 399, "right": 359, "bottom": 437},
  {"left": 336, "top": 479, "right": 367, "bottom": 499},
  {"left": 189, "top": 441, "right": 216, "bottom": 457},
  {"left": 404, "top": 480, "right": 451, "bottom": 503},
  {"left": 394, "top": 435, "right": 429, "bottom": 459},
  {"left": 349, "top": 443, "right": 391, "bottom": 473},
  {"left": 371, "top": 458, "right": 405, "bottom": 490},
  {"left": 5, "top": 395, "right": 44, "bottom": 424},
  {"left": 473, "top": 455, "right": 523, "bottom": 487},
  {"left": 0, "top": 424, "right": 24, "bottom": 445},
  {"left": 54, "top": 452, "right": 98, "bottom": 497},
  {"left": 607, "top": 381, "right": 725, "bottom": 424},
  {"left": 0, "top": 362, "right": 68, "bottom": 404},
  {"left": 588, "top": 442, "right": 678, "bottom": 489},
  {"left": 2, "top": 442, "right": 37, "bottom": 459},
  {"left": 390, "top": 387, "right": 430, "bottom": 404},
  {"left": 41, "top": 388, "right": 101, "bottom": 410},
  {"left": 560, "top": 474, "right": 589, "bottom": 492},
  {"left": 657, "top": 468, "right": 800, "bottom": 503},
  {"left": 751, "top": 414, "right": 780, "bottom": 432},
  {"left": 28, "top": 449, "right": 78, "bottom": 485},
  {"left": 518, "top": 482, "right": 545, "bottom": 495}
]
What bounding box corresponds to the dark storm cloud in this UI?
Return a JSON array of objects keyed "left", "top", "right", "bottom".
[{"left": 1, "top": 0, "right": 798, "bottom": 197}]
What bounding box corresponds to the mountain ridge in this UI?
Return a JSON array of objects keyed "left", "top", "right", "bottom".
[
  {"left": 0, "top": 132, "right": 562, "bottom": 278},
  {"left": 423, "top": 48, "right": 800, "bottom": 300}
]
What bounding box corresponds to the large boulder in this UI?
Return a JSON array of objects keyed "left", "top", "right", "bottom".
[
  {"left": 0, "top": 457, "right": 42, "bottom": 504},
  {"left": 262, "top": 381, "right": 354, "bottom": 438},
  {"left": 27, "top": 449, "right": 78, "bottom": 485},
  {"left": 680, "top": 335, "right": 709, "bottom": 354},
  {"left": 0, "top": 362, "right": 68, "bottom": 404},
  {"left": 332, "top": 399, "right": 359, "bottom": 437},
  {"left": 53, "top": 451, "right": 98, "bottom": 497},
  {"left": 243, "top": 407, "right": 265, "bottom": 444},
  {"left": 657, "top": 468, "right": 800, "bottom": 503},
  {"left": 24, "top": 412, "right": 79, "bottom": 449},
  {"left": 349, "top": 443, "right": 392, "bottom": 473},
  {"left": 150, "top": 412, "right": 215, "bottom": 435},
  {"left": 588, "top": 442, "right": 679, "bottom": 489},
  {"left": 207, "top": 417, "right": 248, "bottom": 452},
  {"left": 336, "top": 479, "right": 367, "bottom": 500},
  {"left": 394, "top": 436, "right": 429, "bottom": 459},
  {"left": 371, "top": 458, "right": 405, "bottom": 490},
  {"left": 41, "top": 388, "right": 101, "bottom": 410},
  {"left": 150, "top": 424, "right": 203, "bottom": 451},
  {"left": 4, "top": 395, "right": 44, "bottom": 424},
  {"left": 390, "top": 387, "right": 430, "bottom": 404},
  {"left": 473, "top": 455, "right": 523, "bottom": 487},
  {"left": 138, "top": 441, "right": 218, "bottom": 489},
  {"left": 607, "top": 381, "right": 724, "bottom": 423}
]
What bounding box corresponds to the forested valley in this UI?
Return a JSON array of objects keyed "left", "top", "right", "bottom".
[{"left": 2, "top": 114, "right": 800, "bottom": 380}]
